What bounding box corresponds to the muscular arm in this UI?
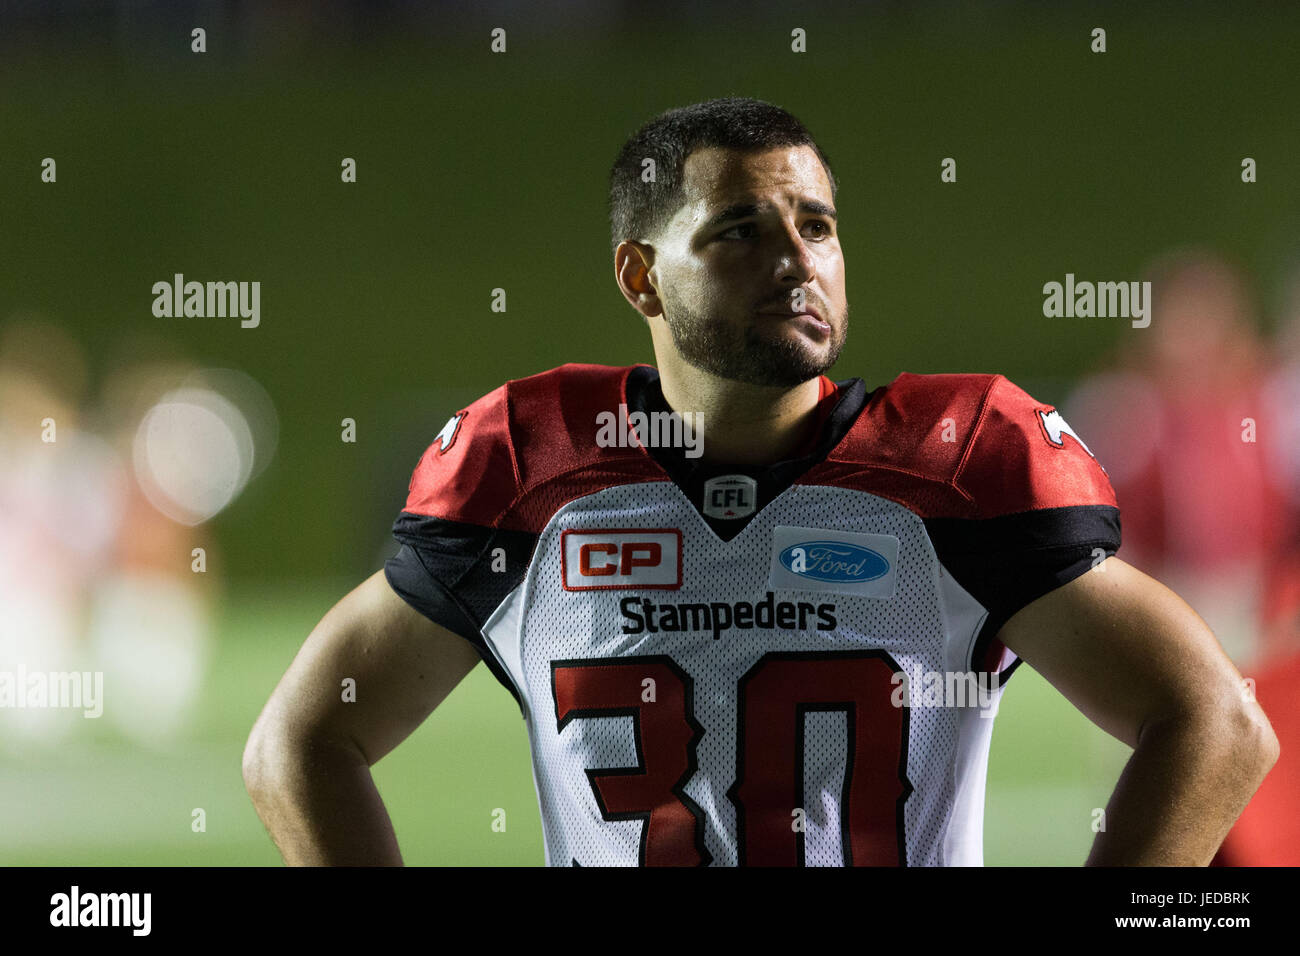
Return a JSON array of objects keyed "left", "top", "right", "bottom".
[
  {"left": 996, "top": 556, "right": 1280, "bottom": 866},
  {"left": 242, "top": 569, "right": 482, "bottom": 865}
]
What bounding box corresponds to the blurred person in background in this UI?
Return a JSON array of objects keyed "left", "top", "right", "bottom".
[
  {"left": 1063, "top": 249, "right": 1297, "bottom": 864},
  {"left": 0, "top": 316, "right": 218, "bottom": 751},
  {"left": 90, "top": 345, "right": 221, "bottom": 748},
  {"left": 1063, "top": 249, "right": 1283, "bottom": 669},
  {"left": 1256, "top": 264, "right": 1300, "bottom": 663},
  {"left": 0, "top": 316, "right": 112, "bottom": 746},
  {"left": 1210, "top": 261, "right": 1300, "bottom": 865}
]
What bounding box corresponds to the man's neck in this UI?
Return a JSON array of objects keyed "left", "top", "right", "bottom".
[{"left": 656, "top": 367, "right": 825, "bottom": 466}]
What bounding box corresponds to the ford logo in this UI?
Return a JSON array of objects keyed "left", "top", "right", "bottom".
[{"left": 779, "top": 541, "right": 890, "bottom": 582}]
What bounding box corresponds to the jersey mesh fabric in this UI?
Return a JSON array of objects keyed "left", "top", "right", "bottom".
[
  {"left": 386, "top": 363, "right": 1120, "bottom": 867},
  {"left": 482, "top": 479, "right": 998, "bottom": 866}
]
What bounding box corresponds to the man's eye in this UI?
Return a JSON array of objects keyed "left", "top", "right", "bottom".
[
  {"left": 722, "top": 221, "right": 831, "bottom": 240},
  {"left": 721, "top": 223, "right": 757, "bottom": 239}
]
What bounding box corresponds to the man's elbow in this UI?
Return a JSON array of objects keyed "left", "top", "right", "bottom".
[
  {"left": 242, "top": 712, "right": 306, "bottom": 806},
  {"left": 1231, "top": 698, "right": 1281, "bottom": 776},
  {"left": 242, "top": 720, "right": 279, "bottom": 805},
  {"left": 1170, "top": 689, "right": 1281, "bottom": 779},
  {"left": 242, "top": 714, "right": 370, "bottom": 805}
]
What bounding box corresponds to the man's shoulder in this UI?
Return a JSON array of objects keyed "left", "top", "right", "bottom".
[
  {"left": 828, "top": 370, "right": 1117, "bottom": 516},
  {"left": 872, "top": 367, "right": 1017, "bottom": 399},
  {"left": 453, "top": 362, "right": 642, "bottom": 424},
  {"left": 505, "top": 361, "right": 643, "bottom": 394},
  {"left": 401, "top": 363, "right": 658, "bottom": 528},
  {"left": 433, "top": 362, "right": 641, "bottom": 439},
  {"left": 858, "top": 369, "right": 1084, "bottom": 452},
  {"left": 838, "top": 369, "right": 1002, "bottom": 468}
]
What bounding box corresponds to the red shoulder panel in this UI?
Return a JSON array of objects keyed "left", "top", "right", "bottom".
[
  {"left": 402, "top": 363, "right": 668, "bottom": 531},
  {"left": 957, "top": 374, "right": 1118, "bottom": 517},
  {"left": 797, "top": 372, "right": 997, "bottom": 516},
  {"left": 798, "top": 372, "right": 1118, "bottom": 518},
  {"left": 504, "top": 362, "right": 642, "bottom": 489},
  {"left": 403, "top": 382, "right": 520, "bottom": 527}
]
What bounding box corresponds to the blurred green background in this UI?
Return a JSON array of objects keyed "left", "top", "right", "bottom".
[{"left": 1, "top": 0, "right": 1295, "bottom": 865}]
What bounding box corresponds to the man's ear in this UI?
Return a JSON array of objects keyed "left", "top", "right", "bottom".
[{"left": 614, "top": 240, "right": 664, "bottom": 320}]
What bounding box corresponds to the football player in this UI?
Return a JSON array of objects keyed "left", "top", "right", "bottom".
[{"left": 244, "top": 97, "right": 1278, "bottom": 866}]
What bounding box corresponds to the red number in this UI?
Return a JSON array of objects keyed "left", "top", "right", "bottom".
[
  {"left": 552, "top": 657, "right": 710, "bottom": 865},
  {"left": 729, "top": 651, "right": 910, "bottom": 865},
  {"left": 552, "top": 650, "right": 910, "bottom": 866}
]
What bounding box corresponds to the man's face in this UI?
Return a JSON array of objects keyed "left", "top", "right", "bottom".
[{"left": 648, "top": 145, "right": 848, "bottom": 388}]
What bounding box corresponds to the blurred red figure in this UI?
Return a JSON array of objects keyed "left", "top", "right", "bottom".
[
  {"left": 1212, "top": 263, "right": 1300, "bottom": 866},
  {"left": 1063, "top": 249, "right": 1298, "bottom": 865},
  {"left": 1211, "top": 653, "right": 1300, "bottom": 865}
]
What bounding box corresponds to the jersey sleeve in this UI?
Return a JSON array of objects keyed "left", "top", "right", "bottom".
[
  {"left": 926, "top": 375, "right": 1122, "bottom": 676},
  {"left": 382, "top": 385, "right": 537, "bottom": 707}
]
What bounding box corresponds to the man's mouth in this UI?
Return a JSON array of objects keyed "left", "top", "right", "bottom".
[{"left": 756, "top": 308, "right": 830, "bottom": 335}]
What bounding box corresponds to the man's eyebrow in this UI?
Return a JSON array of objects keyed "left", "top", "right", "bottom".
[{"left": 701, "top": 199, "right": 838, "bottom": 231}]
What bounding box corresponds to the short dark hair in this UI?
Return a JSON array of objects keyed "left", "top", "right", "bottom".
[{"left": 608, "top": 96, "right": 837, "bottom": 255}]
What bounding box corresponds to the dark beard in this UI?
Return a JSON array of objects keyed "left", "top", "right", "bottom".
[{"left": 661, "top": 298, "right": 847, "bottom": 387}]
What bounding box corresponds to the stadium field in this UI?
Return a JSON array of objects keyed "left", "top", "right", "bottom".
[{"left": 0, "top": 581, "right": 1131, "bottom": 867}]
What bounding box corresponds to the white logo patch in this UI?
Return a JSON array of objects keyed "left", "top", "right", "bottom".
[
  {"left": 703, "top": 474, "right": 757, "bottom": 519},
  {"left": 1037, "top": 408, "right": 1094, "bottom": 458},
  {"left": 561, "top": 529, "right": 682, "bottom": 590},
  {"left": 768, "top": 526, "right": 898, "bottom": 598},
  {"left": 433, "top": 412, "right": 465, "bottom": 454}
]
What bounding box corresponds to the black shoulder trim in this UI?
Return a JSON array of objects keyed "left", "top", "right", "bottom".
[
  {"left": 392, "top": 511, "right": 539, "bottom": 623},
  {"left": 924, "top": 505, "right": 1122, "bottom": 675},
  {"left": 383, "top": 550, "right": 522, "bottom": 710},
  {"left": 386, "top": 512, "right": 540, "bottom": 711}
]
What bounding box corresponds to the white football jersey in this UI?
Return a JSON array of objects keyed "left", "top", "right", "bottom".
[{"left": 386, "top": 363, "right": 1120, "bottom": 866}]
